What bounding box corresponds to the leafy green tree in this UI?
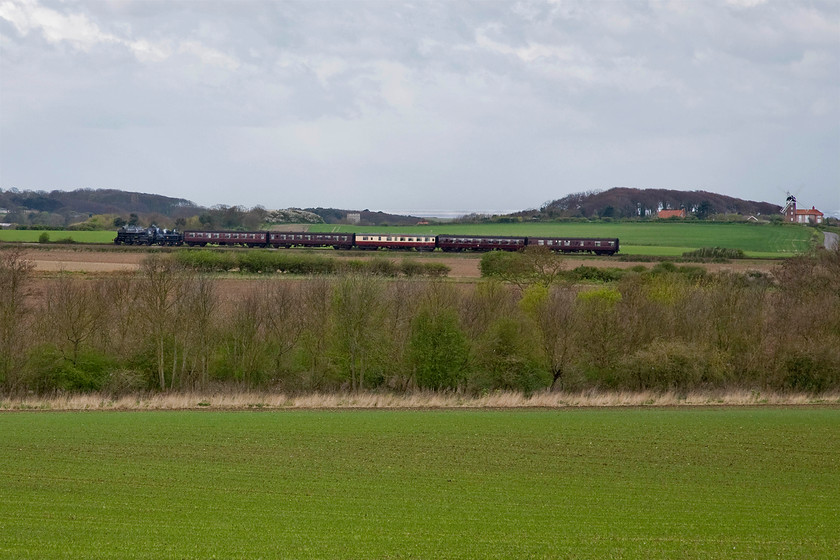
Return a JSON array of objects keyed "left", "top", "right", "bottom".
[
  {"left": 475, "top": 316, "right": 550, "bottom": 394},
  {"left": 331, "top": 275, "right": 387, "bottom": 390},
  {"left": 696, "top": 200, "right": 713, "bottom": 220},
  {"left": 409, "top": 307, "right": 470, "bottom": 390},
  {"left": 479, "top": 247, "right": 564, "bottom": 287},
  {"left": 519, "top": 284, "right": 578, "bottom": 390}
]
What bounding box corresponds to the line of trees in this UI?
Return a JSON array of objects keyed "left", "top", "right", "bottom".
[{"left": 1, "top": 248, "right": 838, "bottom": 395}]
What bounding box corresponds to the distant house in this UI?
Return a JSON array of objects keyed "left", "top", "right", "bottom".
[
  {"left": 782, "top": 196, "right": 824, "bottom": 224},
  {"left": 793, "top": 207, "right": 824, "bottom": 224},
  {"left": 346, "top": 212, "right": 361, "bottom": 224},
  {"left": 657, "top": 209, "right": 686, "bottom": 219}
]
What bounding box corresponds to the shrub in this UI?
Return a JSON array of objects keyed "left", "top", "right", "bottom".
[
  {"left": 473, "top": 316, "right": 550, "bottom": 394},
  {"left": 237, "top": 250, "right": 278, "bottom": 273},
  {"left": 409, "top": 307, "right": 470, "bottom": 390},
  {"left": 174, "top": 250, "right": 236, "bottom": 272},
  {"left": 779, "top": 349, "right": 840, "bottom": 393},
  {"left": 618, "top": 340, "right": 731, "bottom": 391},
  {"left": 568, "top": 265, "right": 623, "bottom": 283},
  {"left": 422, "top": 262, "right": 450, "bottom": 278},
  {"left": 368, "top": 257, "right": 398, "bottom": 277},
  {"left": 400, "top": 260, "right": 424, "bottom": 277},
  {"left": 683, "top": 247, "right": 746, "bottom": 259},
  {"left": 27, "top": 345, "right": 114, "bottom": 393},
  {"left": 38, "top": 232, "right": 50, "bottom": 244}
]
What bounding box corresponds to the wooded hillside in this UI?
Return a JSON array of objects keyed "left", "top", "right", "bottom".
[{"left": 532, "top": 187, "right": 781, "bottom": 219}]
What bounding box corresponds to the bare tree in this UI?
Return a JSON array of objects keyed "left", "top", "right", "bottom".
[
  {"left": 260, "top": 280, "right": 305, "bottom": 375},
  {"left": 222, "top": 288, "right": 266, "bottom": 386},
  {"left": 0, "top": 249, "right": 34, "bottom": 390},
  {"left": 43, "top": 275, "right": 104, "bottom": 367},
  {"left": 180, "top": 275, "right": 218, "bottom": 389},
  {"left": 98, "top": 271, "right": 140, "bottom": 359},
  {"left": 297, "top": 277, "right": 334, "bottom": 390},
  {"left": 136, "top": 255, "right": 189, "bottom": 390},
  {"left": 331, "top": 274, "right": 386, "bottom": 391}
]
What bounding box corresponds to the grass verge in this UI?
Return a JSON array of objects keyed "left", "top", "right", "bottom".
[{"left": 2, "top": 389, "right": 838, "bottom": 411}]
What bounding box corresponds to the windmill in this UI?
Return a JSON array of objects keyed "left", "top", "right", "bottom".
[
  {"left": 778, "top": 186, "right": 804, "bottom": 223},
  {"left": 781, "top": 192, "right": 796, "bottom": 216}
]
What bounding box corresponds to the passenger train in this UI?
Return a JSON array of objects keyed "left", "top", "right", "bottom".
[{"left": 114, "top": 226, "right": 619, "bottom": 255}]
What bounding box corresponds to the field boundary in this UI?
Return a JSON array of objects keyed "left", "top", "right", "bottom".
[{"left": 2, "top": 390, "right": 838, "bottom": 411}]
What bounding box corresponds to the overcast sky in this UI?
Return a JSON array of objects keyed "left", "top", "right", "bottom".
[{"left": 1, "top": 0, "right": 838, "bottom": 217}]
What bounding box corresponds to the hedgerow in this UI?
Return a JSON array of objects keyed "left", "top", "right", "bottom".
[{"left": 3, "top": 249, "right": 839, "bottom": 395}]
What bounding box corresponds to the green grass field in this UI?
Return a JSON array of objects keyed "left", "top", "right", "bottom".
[
  {"left": 1, "top": 409, "right": 837, "bottom": 559},
  {"left": 309, "top": 222, "right": 815, "bottom": 256},
  {"left": 0, "top": 230, "right": 116, "bottom": 243},
  {"left": 0, "top": 223, "right": 817, "bottom": 256}
]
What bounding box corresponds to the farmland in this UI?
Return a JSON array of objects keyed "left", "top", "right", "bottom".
[
  {"left": 309, "top": 222, "right": 817, "bottom": 257},
  {"left": 0, "top": 408, "right": 837, "bottom": 559},
  {"left": 0, "top": 230, "right": 116, "bottom": 244},
  {"left": 0, "top": 222, "right": 820, "bottom": 256}
]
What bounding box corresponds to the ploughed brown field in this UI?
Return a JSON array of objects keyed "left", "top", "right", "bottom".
[{"left": 20, "top": 247, "right": 778, "bottom": 278}]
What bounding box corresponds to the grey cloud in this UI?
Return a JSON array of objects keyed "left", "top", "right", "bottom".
[{"left": 1, "top": 0, "right": 837, "bottom": 215}]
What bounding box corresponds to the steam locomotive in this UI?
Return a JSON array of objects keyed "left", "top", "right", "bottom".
[{"left": 114, "top": 226, "right": 620, "bottom": 255}]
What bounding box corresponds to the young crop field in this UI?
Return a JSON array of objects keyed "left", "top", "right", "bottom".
[
  {"left": 310, "top": 222, "right": 816, "bottom": 256},
  {"left": 1, "top": 408, "right": 837, "bottom": 559},
  {"left": 0, "top": 223, "right": 817, "bottom": 256},
  {"left": 0, "top": 230, "right": 116, "bottom": 244}
]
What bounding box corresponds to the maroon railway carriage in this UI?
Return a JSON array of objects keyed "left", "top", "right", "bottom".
[
  {"left": 268, "top": 232, "right": 354, "bottom": 249},
  {"left": 354, "top": 233, "right": 437, "bottom": 251},
  {"left": 436, "top": 235, "right": 527, "bottom": 252},
  {"left": 183, "top": 230, "right": 268, "bottom": 247},
  {"left": 526, "top": 237, "right": 619, "bottom": 255}
]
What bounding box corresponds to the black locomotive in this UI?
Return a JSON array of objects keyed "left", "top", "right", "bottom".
[{"left": 114, "top": 226, "right": 183, "bottom": 246}]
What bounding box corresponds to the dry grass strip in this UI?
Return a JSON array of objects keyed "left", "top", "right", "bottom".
[{"left": 2, "top": 390, "right": 839, "bottom": 411}]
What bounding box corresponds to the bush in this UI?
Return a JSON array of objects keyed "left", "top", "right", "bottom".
[
  {"left": 409, "top": 307, "right": 470, "bottom": 390},
  {"left": 683, "top": 247, "right": 746, "bottom": 259},
  {"left": 27, "top": 345, "right": 113, "bottom": 393},
  {"left": 38, "top": 232, "right": 50, "bottom": 244},
  {"left": 174, "top": 250, "right": 236, "bottom": 272},
  {"left": 568, "top": 265, "right": 623, "bottom": 283},
  {"left": 400, "top": 260, "right": 424, "bottom": 277},
  {"left": 618, "top": 340, "right": 731, "bottom": 391},
  {"left": 473, "top": 316, "right": 550, "bottom": 394},
  {"left": 237, "top": 250, "right": 277, "bottom": 273},
  {"left": 367, "top": 258, "right": 398, "bottom": 277},
  {"left": 779, "top": 349, "right": 840, "bottom": 393},
  {"left": 422, "top": 262, "right": 450, "bottom": 278}
]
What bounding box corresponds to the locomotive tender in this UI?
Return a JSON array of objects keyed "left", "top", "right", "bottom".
[{"left": 115, "top": 226, "right": 619, "bottom": 255}]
